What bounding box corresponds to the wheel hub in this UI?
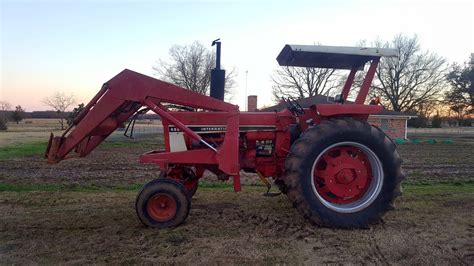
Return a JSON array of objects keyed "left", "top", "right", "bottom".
[
  {"left": 335, "top": 168, "right": 355, "bottom": 184},
  {"left": 147, "top": 193, "right": 177, "bottom": 222},
  {"left": 314, "top": 145, "right": 372, "bottom": 204}
]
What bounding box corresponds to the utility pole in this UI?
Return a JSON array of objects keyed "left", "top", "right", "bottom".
[{"left": 245, "top": 70, "right": 248, "bottom": 111}]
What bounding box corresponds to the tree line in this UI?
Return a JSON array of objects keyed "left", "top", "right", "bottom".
[
  {"left": 271, "top": 34, "right": 472, "bottom": 127},
  {"left": 0, "top": 102, "right": 24, "bottom": 130},
  {"left": 154, "top": 35, "right": 471, "bottom": 127},
  {"left": 2, "top": 34, "right": 471, "bottom": 131},
  {"left": 0, "top": 92, "right": 76, "bottom": 130}
]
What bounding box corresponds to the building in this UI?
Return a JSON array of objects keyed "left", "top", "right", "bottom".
[{"left": 254, "top": 95, "right": 415, "bottom": 140}]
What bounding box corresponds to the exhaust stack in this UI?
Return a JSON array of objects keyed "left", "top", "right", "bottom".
[{"left": 210, "top": 39, "right": 225, "bottom": 101}]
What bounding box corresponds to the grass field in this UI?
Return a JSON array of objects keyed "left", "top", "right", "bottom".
[
  {"left": 0, "top": 119, "right": 473, "bottom": 264},
  {"left": 0, "top": 119, "right": 162, "bottom": 147}
]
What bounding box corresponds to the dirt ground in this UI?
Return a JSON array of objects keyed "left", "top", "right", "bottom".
[
  {"left": 0, "top": 133, "right": 473, "bottom": 264},
  {"left": 1, "top": 186, "right": 473, "bottom": 264}
]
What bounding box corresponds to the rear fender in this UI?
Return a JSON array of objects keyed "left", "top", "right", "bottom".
[{"left": 314, "top": 104, "right": 382, "bottom": 121}]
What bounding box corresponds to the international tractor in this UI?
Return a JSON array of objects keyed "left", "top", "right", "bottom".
[{"left": 46, "top": 41, "right": 404, "bottom": 229}]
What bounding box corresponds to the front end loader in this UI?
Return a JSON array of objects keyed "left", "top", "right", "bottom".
[{"left": 46, "top": 41, "right": 404, "bottom": 229}]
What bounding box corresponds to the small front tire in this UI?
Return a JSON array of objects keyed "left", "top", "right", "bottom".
[{"left": 135, "top": 179, "right": 190, "bottom": 229}]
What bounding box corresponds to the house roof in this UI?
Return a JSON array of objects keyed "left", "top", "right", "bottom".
[
  {"left": 259, "top": 95, "right": 416, "bottom": 118},
  {"left": 277, "top": 45, "right": 398, "bottom": 69}
]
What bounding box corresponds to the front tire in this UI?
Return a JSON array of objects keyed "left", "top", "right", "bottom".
[
  {"left": 136, "top": 179, "right": 190, "bottom": 229},
  {"left": 283, "top": 118, "right": 404, "bottom": 228}
]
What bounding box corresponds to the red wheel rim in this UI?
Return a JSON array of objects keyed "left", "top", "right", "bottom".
[
  {"left": 313, "top": 145, "right": 373, "bottom": 204},
  {"left": 147, "top": 193, "right": 177, "bottom": 222}
]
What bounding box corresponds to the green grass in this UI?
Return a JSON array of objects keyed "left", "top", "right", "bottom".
[
  {"left": 0, "top": 141, "right": 47, "bottom": 159},
  {"left": 402, "top": 182, "right": 474, "bottom": 195},
  {"left": 0, "top": 183, "right": 143, "bottom": 193},
  {"left": 0, "top": 133, "right": 163, "bottom": 159},
  {"left": 1, "top": 181, "right": 472, "bottom": 195}
]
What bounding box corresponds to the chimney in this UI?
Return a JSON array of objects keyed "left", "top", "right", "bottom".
[{"left": 247, "top": 95, "right": 258, "bottom": 112}]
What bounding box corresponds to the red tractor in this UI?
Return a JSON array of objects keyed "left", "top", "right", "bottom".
[{"left": 46, "top": 41, "right": 404, "bottom": 229}]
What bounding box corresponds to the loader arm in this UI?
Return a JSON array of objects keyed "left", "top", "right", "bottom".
[{"left": 46, "top": 69, "right": 238, "bottom": 165}]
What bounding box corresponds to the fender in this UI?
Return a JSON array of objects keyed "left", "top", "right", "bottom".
[{"left": 315, "top": 103, "right": 382, "bottom": 117}]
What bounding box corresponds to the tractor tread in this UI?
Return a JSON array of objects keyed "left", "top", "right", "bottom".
[{"left": 281, "top": 117, "right": 404, "bottom": 228}]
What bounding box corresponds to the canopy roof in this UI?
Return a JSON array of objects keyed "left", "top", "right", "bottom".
[{"left": 277, "top": 44, "right": 398, "bottom": 69}]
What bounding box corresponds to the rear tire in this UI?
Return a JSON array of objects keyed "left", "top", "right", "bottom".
[
  {"left": 283, "top": 118, "right": 404, "bottom": 228},
  {"left": 136, "top": 179, "right": 190, "bottom": 229}
]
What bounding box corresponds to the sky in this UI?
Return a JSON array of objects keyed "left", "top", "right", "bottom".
[{"left": 1, "top": 0, "right": 473, "bottom": 111}]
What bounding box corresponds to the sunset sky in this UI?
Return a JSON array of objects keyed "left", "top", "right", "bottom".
[{"left": 1, "top": 0, "right": 473, "bottom": 111}]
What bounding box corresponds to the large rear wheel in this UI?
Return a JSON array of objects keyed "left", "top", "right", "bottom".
[{"left": 283, "top": 118, "right": 404, "bottom": 228}]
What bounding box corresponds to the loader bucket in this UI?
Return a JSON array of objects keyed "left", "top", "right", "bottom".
[{"left": 46, "top": 133, "right": 66, "bottom": 164}]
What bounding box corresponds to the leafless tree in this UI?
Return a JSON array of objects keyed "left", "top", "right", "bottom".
[
  {"left": 153, "top": 41, "right": 236, "bottom": 99},
  {"left": 370, "top": 34, "right": 447, "bottom": 112},
  {"left": 43, "top": 92, "right": 76, "bottom": 130},
  {"left": 415, "top": 100, "right": 438, "bottom": 118},
  {"left": 0, "top": 101, "right": 11, "bottom": 112},
  {"left": 271, "top": 66, "right": 338, "bottom": 101},
  {"left": 0, "top": 101, "right": 12, "bottom": 130}
]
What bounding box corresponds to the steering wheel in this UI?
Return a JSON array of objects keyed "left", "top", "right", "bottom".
[{"left": 284, "top": 97, "right": 305, "bottom": 115}]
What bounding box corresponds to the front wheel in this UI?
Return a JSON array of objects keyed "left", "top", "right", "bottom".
[
  {"left": 135, "top": 179, "right": 190, "bottom": 229},
  {"left": 283, "top": 118, "right": 404, "bottom": 228}
]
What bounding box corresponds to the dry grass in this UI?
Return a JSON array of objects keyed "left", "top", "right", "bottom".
[
  {"left": 1, "top": 119, "right": 61, "bottom": 147},
  {"left": 0, "top": 119, "right": 163, "bottom": 147}
]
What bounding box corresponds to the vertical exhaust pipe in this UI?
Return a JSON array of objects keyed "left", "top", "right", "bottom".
[{"left": 210, "top": 38, "right": 225, "bottom": 101}]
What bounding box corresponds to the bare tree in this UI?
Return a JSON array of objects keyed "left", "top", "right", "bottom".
[
  {"left": 370, "top": 34, "right": 447, "bottom": 112},
  {"left": 43, "top": 92, "right": 76, "bottom": 130},
  {"left": 153, "top": 41, "right": 236, "bottom": 99},
  {"left": 271, "top": 66, "right": 338, "bottom": 101},
  {"left": 415, "top": 100, "right": 438, "bottom": 119},
  {"left": 0, "top": 101, "right": 12, "bottom": 130},
  {"left": 0, "top": 101, "right": 11, "bottom": 112}
]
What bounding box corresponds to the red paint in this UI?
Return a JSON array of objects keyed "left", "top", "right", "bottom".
[
  {"left": 313, "top": 145, "right": 372, "bottom": 204},
  {"left": 147, "top": 193, "right": 177, "bottom": 222},
  {"left": 46, "top": 68, "right": 382, "bottom": 192},
  {"left": 316, "top": 104, "right": 382, "bottom": 117},
  {"left": 341, "top": 68, "right": 358, "bottom": 101},
  {"left": 356, "top": 58, "right": 379, "bottom": 104}
]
